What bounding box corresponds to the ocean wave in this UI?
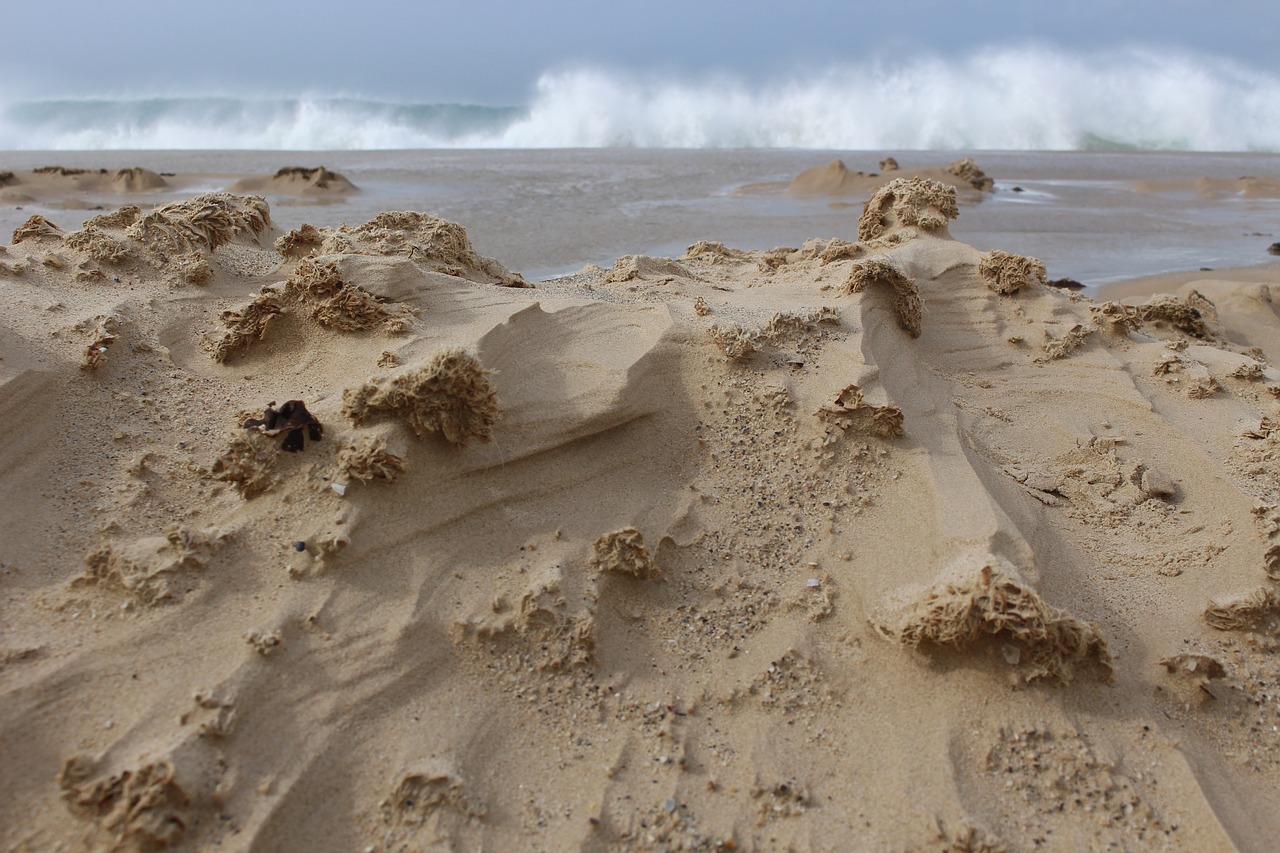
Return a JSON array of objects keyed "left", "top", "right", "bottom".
[{"left": 1, "top": 47, "right": 1277, "bottom": 151}]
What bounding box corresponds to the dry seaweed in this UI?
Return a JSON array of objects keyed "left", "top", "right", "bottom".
[
  {"left": 858, "top": 177, "right": 959, "bottom": 241},
  {"left": 338, "top": 434, "right": 406, "bottom": 483},
  {"left": 126, "top": 192, "right": 272, "bottom": 256},
  {"left": 343, "top": 348, "right": 497, "bottom": 447},
  {"left": 286, "top": 258, "right": 417, "bottom": 332},
  {"left": 591, "top": 528, "right": 659, "bottom": 579},
  {"left": 946, "top": 156, "right": 994, "bottom": 191},
  {"left": 708, "top": 323, "right": 757, "bottom": 360},
  {"left": 275, "top": 223, "right": 324, "bottom": 259},
  {"left": 204, "top": 289, "right": 283, "bottom": 363},
  {"left": 817, "top": 384, "right": 905, "bottom": 438},
  {"left": 977, "top": 250, "right": 1046, "bottom": 295},
  {"left": 877, "top": 561, "right": 1112, "bottom": 684},
  {"left": 63, "top": 228, "right": 132, "bottom": 265},
  {"left": 844, "top": 259, "right": 922, "bottom": 337},
  {"left": 211, "top": 432, "right": 279, "bottom": 498},
  {"left": 1138, "top": 294, "right": 1213, "bottom": 339},
  {"left": 11, "top": 214, "right": 64, "bottom": 244},
  {"left": 1204, "top": 587, "right": 1280, "bottom": 632},
  {"left": 59, "top": 755, "right": 189, "bottom": 850}
]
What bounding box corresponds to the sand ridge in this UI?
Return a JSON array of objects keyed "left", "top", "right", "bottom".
[{"left": 2, "top": 173, "right": 1280, "bottom": 850}]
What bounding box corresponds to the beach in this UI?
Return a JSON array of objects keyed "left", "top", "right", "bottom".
[{"left": 3, "top": 151, "right": 1280, "bottom": 851}]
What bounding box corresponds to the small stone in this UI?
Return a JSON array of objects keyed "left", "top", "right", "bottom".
[
  {"left": 330, "top": 482, "right": 346, "bottom": 497},
  {"left": 293, "top": 541, "right": 306, "bottom": 552},
  {"left": 664, "top": 797, "right": 677, "bottom": 813}
]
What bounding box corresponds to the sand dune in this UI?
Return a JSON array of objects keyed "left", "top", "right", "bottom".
[{"left": 3, "top": 178, "right": 1280, "bottom": 851}]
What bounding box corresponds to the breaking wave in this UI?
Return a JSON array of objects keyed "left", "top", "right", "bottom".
[{"left": 1, "top": 47, "right": 1276, "bottom": 151}]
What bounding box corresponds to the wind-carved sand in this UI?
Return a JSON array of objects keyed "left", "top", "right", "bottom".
[{"left": 5, "top": 168, "right": 1280, "bottom": 851}]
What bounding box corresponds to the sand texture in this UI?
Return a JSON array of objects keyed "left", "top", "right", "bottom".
[{"left": 4, "top": 176, "right": 1280, "bottom": 852}]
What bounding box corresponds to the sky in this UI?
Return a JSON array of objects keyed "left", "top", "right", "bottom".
[{"left": 0, "top": 0, "right": 1276, "bottom": 104}]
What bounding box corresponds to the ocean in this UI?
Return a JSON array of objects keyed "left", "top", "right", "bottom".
[{"left": 1, "top": 49, "right": 1278, "bottom": 152}]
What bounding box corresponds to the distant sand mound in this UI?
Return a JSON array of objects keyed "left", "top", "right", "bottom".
[
  {"left": 231, "top": 165, "right": 358, "bottom": 196},
  {"left": 786, "top": 156, "right": 995, "bottom": 199}
]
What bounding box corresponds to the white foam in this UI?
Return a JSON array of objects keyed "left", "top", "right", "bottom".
[{"left": 0, "top": 46, "right": 1276, "bottom": 151}]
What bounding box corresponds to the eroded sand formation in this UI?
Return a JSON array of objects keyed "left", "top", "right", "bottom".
[{"left": 4, "top": 177, "right": 1280, "bottom": 851}]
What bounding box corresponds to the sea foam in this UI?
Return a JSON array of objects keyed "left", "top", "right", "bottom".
[{"left": 1, "top": 47, "right": 1276, "bottom": 151}]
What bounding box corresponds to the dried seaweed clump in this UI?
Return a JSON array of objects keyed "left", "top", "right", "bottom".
[
  {"left": 275, "top": 223, "right": 324, "bottom": 258},
  {"left": 286, "top": 258, "right": 416, "bottom": 332},
  {"left": 381, "top": 771, "right": 486, "bottom": 828},
  {"left": 126, "top": 192, "right": 272, "bottom": 256},
  {"left": 877, "top": 560, "right": 1112, "bottom": 684},
  {"left": 338, "top": 435, "right": 406, "bottom": 484},
  {"left": 817, "top": 384, "right": 904, "bottom": 438},
  {"left": 203, "top": 288, "right": 283, "bottom": 363},
  {"left": 1138, "top": 293, "right": 1213, "bottom": 339},
  {"left": 604, "top": 254, "right": 695, "bottom": 283},
  {"left": 11, "top": 214, "right": 64, "bottom": 244},
  {"left": 946, "top": 156, "right": 995, "bottom": 191},
  {"left": 1091, "top": 301, "right": 1142, "bottom": 334},
  {"left": 844, "top": 259, "right": 922, "bottom": 337},
  {"left": 84, "top": 206, "right": 142, "bottom": 229},
  {"left": 818, "top": 238, "right": 863, "bottom": 264},
  {"left": 683, "top": 240, "right": 746, "bottom": 262},
  {"left": 244, "top": 400, "right": 324, "bottom": 452},
  {"left": 760, "top": 307, "right": 841, "bottom": 343},
  {"left": 343, "top": 348, "right": 497, "bottom": 447},
  {"left": 708, "top": 323, "right": 757, "bottom": 360},
  {"left": 592, "top": 528, "right": 659, "bottom": 579},
  {"left": 857, "top": 177, "right": 959, "bottom": 242},
  {"left": 1203, "top": 587, "right": 1280, "bottom": 632},
  {"left": 978, "top": 250, "right": 1046, "bottom": 295},
  {"left": 211, "top": 431, "right": 279, "bottom": 497},
  {"left": 81, "top": 317, "right": 118, "bottom": 370},
  {"left": 1041, "top": 324, "right": 1094, "bottom": 360},
  {"left": 59, "top": 755, "right": 190, "bottom": 850},
  {"left": 76, "top": 527, "right": 213, "bottom": 605},
  {"left": 63, "top": 228, "right": 133, "bottom": 265}
]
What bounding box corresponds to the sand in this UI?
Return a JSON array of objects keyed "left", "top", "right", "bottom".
[{"left": 3, "top": 165, "right": 1280, "bottom": 852}]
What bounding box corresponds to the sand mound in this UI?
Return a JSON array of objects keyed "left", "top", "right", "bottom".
[
  {"left": 877, "top": 559, "right": 1112, "bottom": 684},
  {"left": 231, "top": 166, "right": 358, "bottom": 196},
  {"left": 858, "top": 177, "right": 959, "bottom": 241},
  {"left": 785, "top": 157, "right": 994, "bottom": 199},
  {"left": 274, "top": 212, "right": 525, "bottom": 286},
  {"left": 111, "top": 167, "right": 168, "bottom": 192},
  {"left": 342, "top": 348, "right": 497, "bottom": 446}
]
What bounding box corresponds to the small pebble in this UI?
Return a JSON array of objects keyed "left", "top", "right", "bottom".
[
  {"left": 331, "top": 482, "right": 347, "bottom": 497},
  {"left": 806, "top": 578, "right": 821, "bottom": 588},
  {"left": 293, "top": 541, "right": 306, "bottom": 552}
]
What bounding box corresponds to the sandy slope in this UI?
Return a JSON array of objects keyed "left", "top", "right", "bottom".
[{"left": 2, "top": 180, "right": 1280, "bottom": 852}]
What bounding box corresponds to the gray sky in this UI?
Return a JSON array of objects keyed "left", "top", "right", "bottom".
[{"left": 1, "top": 0, "right": 1275, "bottom": 103}]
